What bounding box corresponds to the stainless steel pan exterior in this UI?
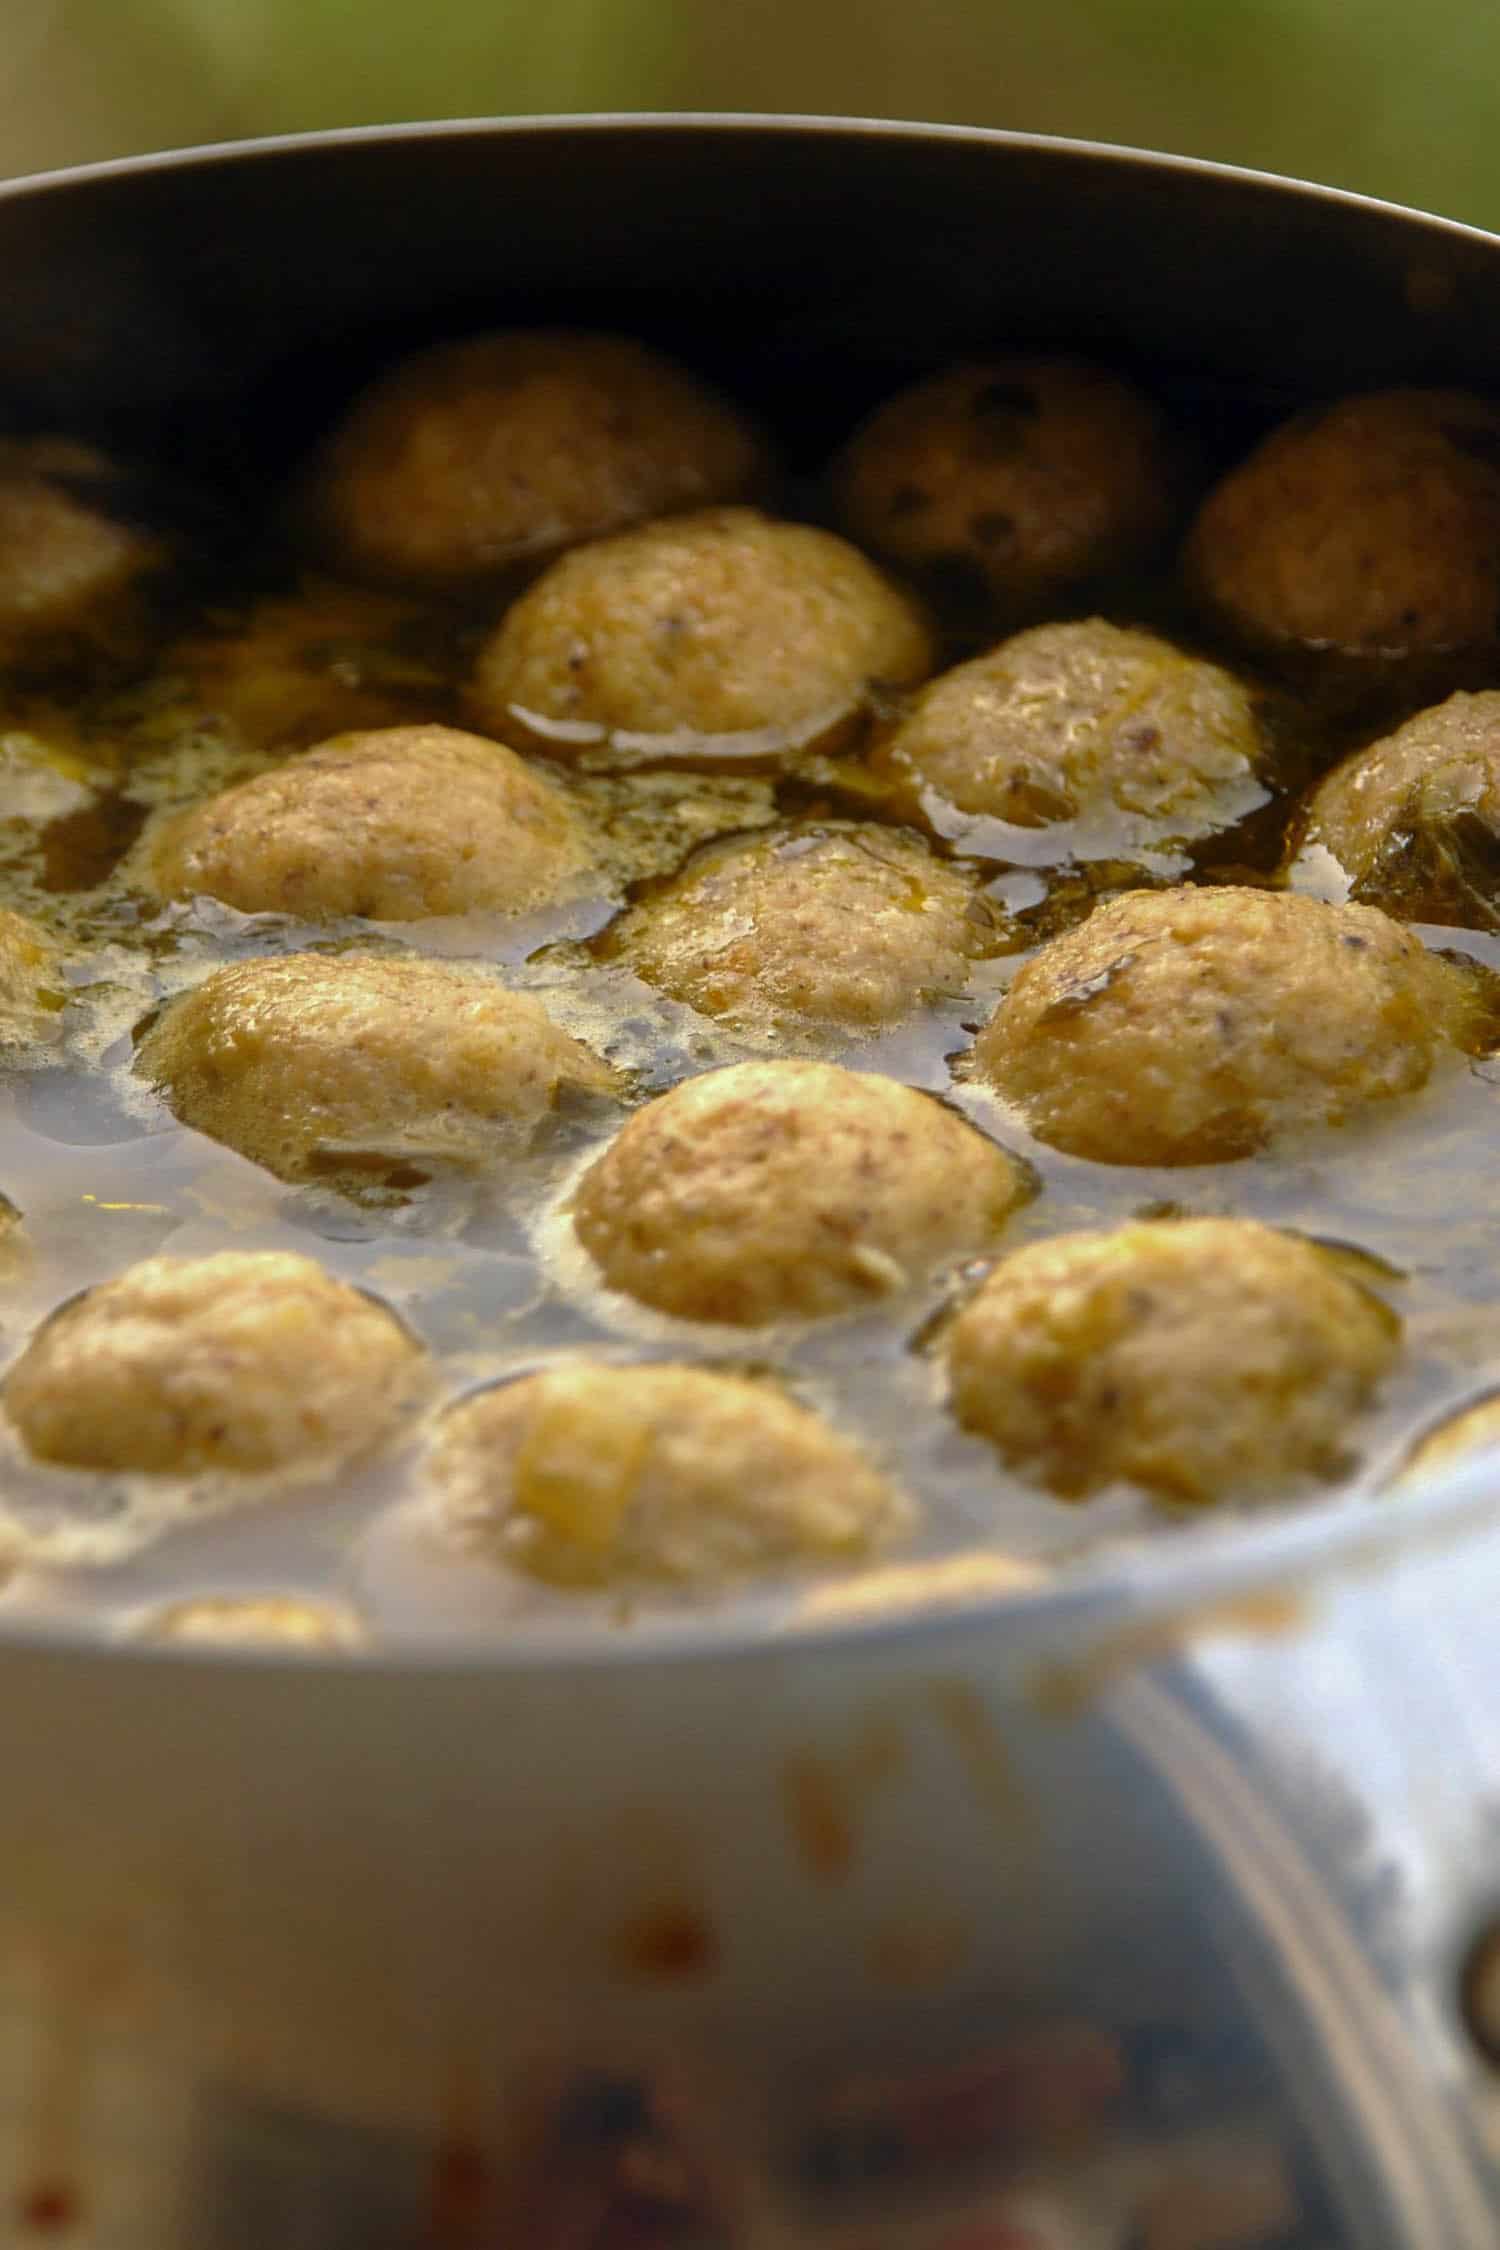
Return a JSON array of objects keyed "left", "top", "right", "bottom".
[{"left": 2, "top": 117, "right": 1500, "bottom": 2247}]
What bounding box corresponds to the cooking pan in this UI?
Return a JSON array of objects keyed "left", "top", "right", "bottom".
[{"left": 3, "top": 116, "right": 1500, "bottom": 2248}]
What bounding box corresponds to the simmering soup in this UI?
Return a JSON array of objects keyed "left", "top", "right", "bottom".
[{"left": 2, "top": 332, "right": 1499, "bottom": 1654}]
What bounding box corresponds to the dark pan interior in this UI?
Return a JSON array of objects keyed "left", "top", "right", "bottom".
[{"left": 4, "top": 117, "right": 1500, "bottom": 495}]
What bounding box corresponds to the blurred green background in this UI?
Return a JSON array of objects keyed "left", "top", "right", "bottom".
[{"left": 6, "top": 0, "right": 1500, "bottom": 229}]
